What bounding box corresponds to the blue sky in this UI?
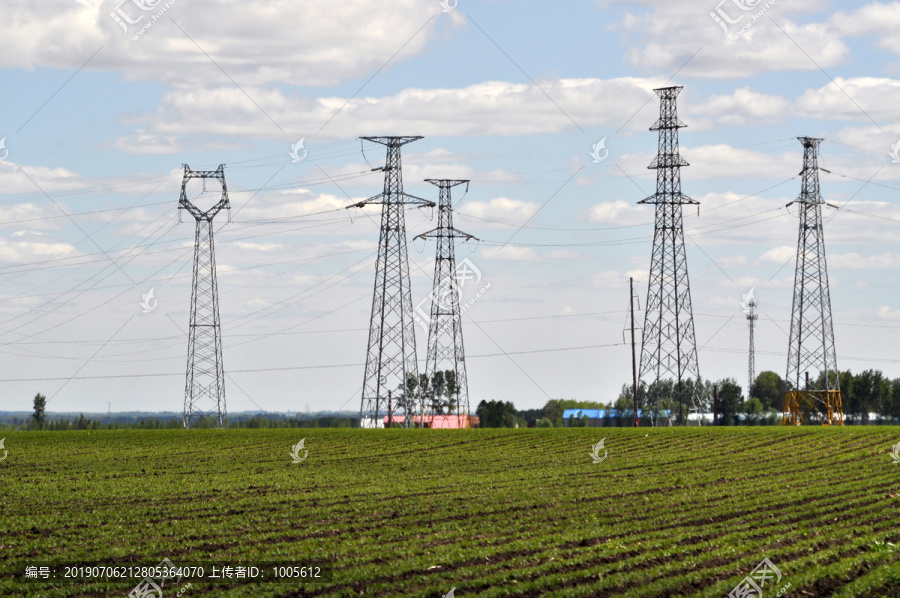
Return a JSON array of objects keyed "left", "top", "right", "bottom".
[{"left": 2, "top": 0, "right": 900, "bottom": 414}]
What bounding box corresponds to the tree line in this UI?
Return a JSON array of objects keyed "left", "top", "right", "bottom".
[
  {"left": 476, "top": 368, "right": 900, "bottom": 427},
  {"left": 15, "top": 367, "right": 900, "bottom": 431}
]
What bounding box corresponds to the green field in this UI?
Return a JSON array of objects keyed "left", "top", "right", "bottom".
[{"left": 3, "top": 427, "right": 900, "bottom": 597}]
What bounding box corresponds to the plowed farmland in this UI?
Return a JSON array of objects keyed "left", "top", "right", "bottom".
[{"left": 3, "top": 427, "right": 900, "bottom": 596}]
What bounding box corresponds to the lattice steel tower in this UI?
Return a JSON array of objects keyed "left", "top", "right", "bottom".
[
  {"left": 415, "top": 179, "right": 476, "bottom": 428},
  {"left": 352, "top": 137, "right": 434, "bottom": 428},
  {"left": 783, "top": 137, "right": 843, "bottom": 425},
  {"left": 637, "top": 86, "right": 702, "bottom": 427},
  {"left": 179, "top": 164, "right": 229, "bottom": 428},
  {"left": 741, "top": 288, "right": 758, "bottom": 396}
]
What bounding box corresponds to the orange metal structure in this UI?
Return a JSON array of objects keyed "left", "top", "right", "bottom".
[{"left": 782, "top": 390, "right": 843, "bottom": 426}]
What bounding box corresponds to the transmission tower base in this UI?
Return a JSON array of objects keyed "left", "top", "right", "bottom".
[{"left": 782, "top": 390, "right": 843, "bottom": 426}]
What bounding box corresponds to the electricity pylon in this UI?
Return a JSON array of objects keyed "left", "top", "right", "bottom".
[
  {"left": 179, "top": 164, "right": 230, "bottom": 428},
  {"left": 783, "top": 137, "right": 843, "bottom": 426},
  {"left": 414, "top": 179, "right": 476, "bottom": 429},
  {"left": 350, "top": 137, "right": 434, "bottom": 428},
  {"left": 741, "top": 288, "right": 758, "bottom": 396},
  {"left": 637, "top": 86, "right": 702, "bottom": 427}
]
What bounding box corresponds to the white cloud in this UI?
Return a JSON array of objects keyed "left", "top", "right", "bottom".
[
  {"left": 458, "top": 197, "right": 540, "bottom": 225},
  {"left": 234, "top": 242, "right": 284, "bottom": 252},
  {"left": 756, "top": 245, "right": 795, "bottom": 265},
  {"left": 0, "top": 1, "right": 440, "bottom": 88},
  {"left": 618, "top": 1, "right": 846, "bottom": 79},
  {"left": 686, "top": 87, "right": 790, "bottom": 128},
  {"left": 793, "top": 77, "right": 900, "bottom": 122},
  {"left": 128, "top": 77, "right": 673, "bottom": 141},
  {"left": 830, "top": 2, "right": 900, "bottom": 53},
  {"left": 583, "top": 200, "right": 651, "bottom": 225},
  {"left": 830, "top": 252, "right": 900, "bottom": 269},
  {"left": 114, "top": 131, "right": 183, "bottom": 155},
  {"left": 877, "top": 305, "right": 900, "bottom": 320},
  {"left": 0, "top": 161, "right": 84, "bottom": 195},
  {"left": 0, "top": 238, "right": 77, "bottom": 263},
  {"left": 479, "top": 246, "right": 541, "bottom": 262}
]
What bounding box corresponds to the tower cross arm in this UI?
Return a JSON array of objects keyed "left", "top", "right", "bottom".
[
  {"left": 360, "top": 136, "right": 423, "bottom": 145},
  {"left": 638, "top": 193, "right": 699, "bottom": 205},
  {"left": 414, "top": 228, "right": 478, "bottom": 241},
  {"left": 346, "top": 192, "right": 435, "bottom": 209},
  {"left": 178, "top": 164, "right": 231, "bottom": 221}
]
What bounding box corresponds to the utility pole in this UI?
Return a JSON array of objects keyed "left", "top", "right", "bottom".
[
  {"left": 350, "top": 137, "right": 435, "bottom": 429},
  {"left": 783, "top": 137, "right": 843, "bottom": 426},
  {"left": 179, "top": 164, "right": 229, "bottom": 429},
  {"left": 713, "top": 385, "right": 718, "bottom": 426},
  {"left": 637, "top": 86, "right": 702, "bottom": 427},
  {"left": 630, "top": 277, "right": 639, "bottom": 427},
  {"left": 415, "top": 179, "right": 476, "bottom": 429}
]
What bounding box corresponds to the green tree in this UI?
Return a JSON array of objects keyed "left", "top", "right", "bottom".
[
  {"left": 541, "top": 399, "right": 605, "bottom": 427},
  {"left": 853, "top": 369, "right": 888, "bottom": 423},
  {"left": 749, "top": 371, "right": 783, "bottom": 410},
  {"left": 405, "top": 372, "right": 431, "bottom": 423},
  {"left": 476, "top": 400, "right": 517, "bottom": 428},
  {"left": 741, "top": 397, "right": 764, "bottom": 425},
  {"left": 715, "top": 379, "right": 743, "bottom": 425},
  {"left": 444, "top": 370, "right": 459, "bottom": 414},
  {"left": 32, "top": 393, "right": 47, "bottom": 429},
  {"left": 887, "top": 379, "right": 900, "bottom": 421}
]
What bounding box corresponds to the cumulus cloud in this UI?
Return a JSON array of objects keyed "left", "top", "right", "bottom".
[
  {"left": 793, "top": 77, "right": 900, "bottom": 123},
  {"left": 756, "top": 245, "right": 795, "bottom": 266},
  {"left": 457, "top": 197, "right": 541, "bottom": 224},
  {"left": 0, "top": 1, "right": 441, "bottom": 88},
  {"left": 617, "top": 1, "right": 845, "bottom": 79},
  {"left": 127, "top": 77, "right": 673, "bottom": 141},
  {"left": 478, "top": 245, "right": 540, "bottom": 262},
  {"left": 584, "top": 200, "right": 652, "bottom": 225}
]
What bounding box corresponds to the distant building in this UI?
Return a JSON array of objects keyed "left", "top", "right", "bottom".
[
  {"left": 381, "top": 415, "right": 474, "bottom": 428},
  {"left": 562, "top": 408, "right": 659, "bottom": 427},
  {"left": 360, "top": 417, "right": 385, "bottom": 429}
]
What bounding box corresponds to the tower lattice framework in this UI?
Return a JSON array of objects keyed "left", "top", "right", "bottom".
[
  {"left": 637, "top": 86, "right": 702, "bottom": 427},
  {"left": 783, "top": 137, "right": 843, "bottom": 426},
  {"left": 179, "top": 164, "right": 230, "bottom": 428},
  {"left": 746, "top": 295, "right": 758, "bottom": 397},
  {"left": 352, "top": 137, "right": 434, "bottom": 428},
  {"left": 415, "top": 179, "right": 476, "bottom": 428}
]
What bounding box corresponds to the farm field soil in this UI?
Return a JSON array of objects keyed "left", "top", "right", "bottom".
[{"left": 2, "top": 427, "right": 900, "bottom": 597}]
